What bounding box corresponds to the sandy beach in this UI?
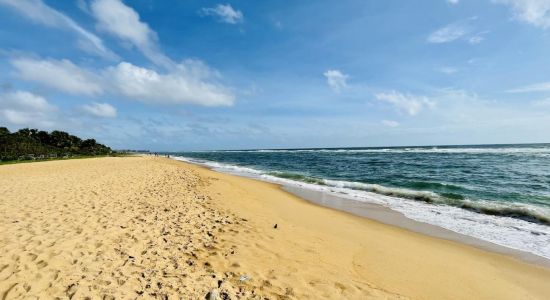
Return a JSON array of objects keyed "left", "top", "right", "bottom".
[{"left": 1, "top": 156, "right": 550, "bottom": 299}]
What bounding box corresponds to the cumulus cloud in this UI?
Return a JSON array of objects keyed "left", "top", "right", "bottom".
[
  {"left": 105, "top": 61, "right": 235, "bottom": 106},
  {"left": 81, "top": 102, "right": 117, "bottom": 118},
  {"left": 492, "top": 0, "right": 550, "bottom": 29},
  {"left": 0, "top": 90, "right": 58, "bottom": 128},
  {"left": 323, "top": 70, "right": 348, "bottom": 92},
  {"left": 200, "top": 4, "right": 243, "bottom": 24},
  {"left": 0, "top": 0, "right": 116, "bottom": 59},
  {"left": 10, "top": 57, "right": 235, "bottom": 106},
  {"left": 5, "top": 1, "right": 236, "bottom": 108},
  {"left": 375, "top": 91, "right": 435, "bottom": 116},
  {"left": 90, "top": 0, "right": 172, "bottom": 68},
  {"left": 11, "top": 57, "right": 103, "bottom": 96}
]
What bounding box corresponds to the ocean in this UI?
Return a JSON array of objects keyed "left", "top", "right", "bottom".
[{"left": 172, "top": 144, "right": 550, "bottom": 259}]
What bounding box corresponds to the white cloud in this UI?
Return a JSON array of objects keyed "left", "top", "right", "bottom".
[
  {"left": 468, "top": 30, "right": 490, "bottom": 44},
  {"left": 0, "top": 90, "right": 58, "bottom": 128},
  {"left": 468, "top": 35, "right": 484, "bottom": 44},
  {"left": 0, "top": 0, "right": 116, "bottom": 59},
  {"left": 10, "top": 57, "right": 235, "bottom": 106},
  {"left": 382, "top": 120, "right": 400, "bottom": 127},
  {"left": 201, "top": 4, "right": 243, "bottom": 24},
  {"left": 428, "top": 18, "right": 487, "bottom": 44},
  {"left": 6, "top": 1, "right": 237, "bottom": 108},
  {"left": 323, "top": 69, "right": 348, "bottom": 92},
  {"left": 492, "top": 0, "right": 550, "bottom": 29},
  {"left": 507, "top": 81, "right": 550, "bottom": 93},
  {"left": 11, "top": 57, "right": 103, "bottom": 96},
  {"left": 81, "top": 102, "right": 117, "bottom": 118},
  {"left": 90, "top": 0, "right": 172, "bottom": 68},
  {"left": 375, "top": 90, "right": 435, "bottom": 116},
  {"left": 105, "top": 61, "right": 234, "bottom": 106},
  {"left": 428, "top": 23, "right": 469, "bottom": 43},
  {"left": 448, "top": 0, "right": 460, "bottom": 4}
]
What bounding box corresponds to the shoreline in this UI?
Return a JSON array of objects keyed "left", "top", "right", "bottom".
[
  {"left": 173, "top": 156, "right": 550, "bottom": 268},
  {"left": 176, "top": 157, "right": 550, "bottom": 299},
  {"left": 2, "top": 156, "right": 550, "bottom": 299},
  {"left": 283, "top": 185, "right": 550, "bottom": 268}
]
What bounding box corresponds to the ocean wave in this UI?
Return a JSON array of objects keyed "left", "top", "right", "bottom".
[
  {"left": 267, "top": 172, "right": 326, "bottom": 185},
  {"left": 321, "top": 179, "right": 445, "bottom": 203},
  {"left": 174, "top": 156, "right": 263, "bottom": 175},
  {"left": 458, "top": 201, "right": 550, "bottom": 225},
  {"left": 406, "top": 181, "right": 465, "bottom": 191},
  {"left": 318, "top": 178, "right": 550, "bottom": 226},
  {"left": 205, "top": 146, "right": 550, "bottom": 155},
  {"left": 185, "top": 160, "right": 550, "bottom": 227}
]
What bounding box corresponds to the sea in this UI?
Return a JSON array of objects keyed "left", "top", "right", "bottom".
[{"left": 171, "top": 144, "right": 550, "bottom": 260}]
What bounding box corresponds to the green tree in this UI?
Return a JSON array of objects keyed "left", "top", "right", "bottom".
[{"left": 0, "top": 128, "right": 112, "bottom": 162}]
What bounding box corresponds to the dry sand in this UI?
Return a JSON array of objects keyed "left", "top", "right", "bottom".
[{"left": 1, "top": 156, "right": 549, "bottom": 299}]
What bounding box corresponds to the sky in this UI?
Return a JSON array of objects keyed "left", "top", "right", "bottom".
[{"left": 1, "top": 0, "right": 550, "bottom": 150}]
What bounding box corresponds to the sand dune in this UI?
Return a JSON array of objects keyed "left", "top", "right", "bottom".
[{"left": 1, "top": 157, "right": 549, "bottom": 299}]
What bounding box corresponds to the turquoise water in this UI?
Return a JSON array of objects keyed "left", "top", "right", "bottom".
[{"left": 173, "top": 144, "right": 550, "bottom": 258}]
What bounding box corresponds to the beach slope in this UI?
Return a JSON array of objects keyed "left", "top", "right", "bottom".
[{"left": 1, "top": 156, "right": 549, "bottom": 299}]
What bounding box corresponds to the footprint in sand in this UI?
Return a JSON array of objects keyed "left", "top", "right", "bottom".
[
  {"left": 51, "top": 270, "right": 60, "bottom": 281},
  {"left": 65, "top": 283, "right": 78, "bottom": 299},
  {"left": 27, "top": 253, "right": 38, "bottom": 262},
  {"left": 36, "top": 260, "right": 48, "bottom": 269},
  {"left": 2, "top": 283, "right": 19, "bottom": 300}
]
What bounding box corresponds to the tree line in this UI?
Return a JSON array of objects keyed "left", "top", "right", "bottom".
[{"left": 0, "top": 127, "right": 113, "bottom": 162}]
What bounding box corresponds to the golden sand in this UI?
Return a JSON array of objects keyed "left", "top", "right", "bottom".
[{"left": 1, "top": 156, "right": 549, "bottom": 299}]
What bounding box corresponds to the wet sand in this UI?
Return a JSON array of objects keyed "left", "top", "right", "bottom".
[
  {"left": 284, "top": 186, "right": 550, "bottom": 268},
  {"left": 1, "top": 156, "right": 549, "bottom": 299}
]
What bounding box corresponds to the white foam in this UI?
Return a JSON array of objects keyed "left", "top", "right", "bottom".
[
  {"left": 203, "top": 146, "right": 550, "bottom": 155},
  {"left": 174, "top": 156, "right": 262, "bottom": 174},
  {"left": 173, "top": 156, "right": 550, "bottom": 260}
]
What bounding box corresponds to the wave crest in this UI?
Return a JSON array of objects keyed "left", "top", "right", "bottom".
[{"left": 267, "top": 172, "right": 550, "bottom": 226}]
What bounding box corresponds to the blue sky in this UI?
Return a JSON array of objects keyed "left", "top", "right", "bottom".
[{"left": 1, "top": 0, "right": 550, "bottom": 150}]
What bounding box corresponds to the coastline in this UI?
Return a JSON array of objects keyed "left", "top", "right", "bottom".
[
  {"left": 283, "top": 185, "right": 550, "bottom": 268},
  {"left": 1, "top": 156, "right": 550, "bottom": 299},
  {"left": 178, "top": 157, "right": 550, "bottom": 299},
  {"left": 174, "top": 155, "right": 550, "bottom": 266}
]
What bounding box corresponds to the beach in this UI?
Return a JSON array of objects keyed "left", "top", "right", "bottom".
[{"left": 1, "top": 156, "right": 550, "bottom": 299}]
